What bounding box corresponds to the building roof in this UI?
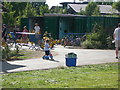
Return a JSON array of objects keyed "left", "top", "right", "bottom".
[
  {"left": 50, "top": 6, "right": 62, "bottom": 10},
  {"left": 68, "top": 4, "right": 119, "bottom": 14},
  {"left": 44, "top": 13, "right": 86, "bottom": 17},
  {"left": 60, "top": 2, "right": 88, "bottom": 5}
]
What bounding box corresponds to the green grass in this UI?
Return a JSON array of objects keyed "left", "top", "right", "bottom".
[
  {"left": 8, "top": 49, "right": 44, "bottom": 60},
  {"left": 2, "top": 62, "right": 118, "bottom": 88}
]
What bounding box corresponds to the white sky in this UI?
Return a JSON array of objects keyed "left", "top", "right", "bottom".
[
  {"left": 46, "top": 0, "right": 119, "bottom": 8},
  {"left": 46, "top": 0, "right": 80, "bottom": 8}
]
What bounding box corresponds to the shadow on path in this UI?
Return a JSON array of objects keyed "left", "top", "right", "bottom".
[
  {"left": 1, "top": 61, "right": 26, "bottom": 73},
  {"left": 44, "top": 59, "right": 59, "bottom": 62}
]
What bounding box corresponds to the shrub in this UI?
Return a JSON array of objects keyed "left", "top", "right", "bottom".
[
  {"left": 82, "top": 40, "right": 93, "bottom": 49},
  {"left": 2, "top": 44, "right": 11, "bottom": 60},
  {"left": 106, "top": 36, "right": 114, "bottom": 49},
  {"left": 82, "top": 40, "right": 102, "bottom": 49},
  {"left": 82, "top": 23, "right": 108, "bottom": 49},
  {"left": 2, "top": 44, "right": 20, "bottom": 60}
]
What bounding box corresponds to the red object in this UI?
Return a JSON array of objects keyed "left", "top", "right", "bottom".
[
  {"left": 50, "top": 54, "right": 52, "bottom": 56},
  {"left": 22, "top": 29, "right": 28, "bottom": 36},
  {"left": 22, "top": 29, "right": 28, "bottom": 41}
]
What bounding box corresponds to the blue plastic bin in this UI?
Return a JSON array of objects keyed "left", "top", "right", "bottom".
[{"left": 66, "top": 58, "right": 77, "bottom": 67}]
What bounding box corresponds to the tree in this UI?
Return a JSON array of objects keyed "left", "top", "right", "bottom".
[
  {"left": 62, "top": 8, "right": 68, "bottom": 14},
  {"left": 78, "top": 8, "right": 86, "bottom": 15},
  {"left": 112, "top": 1, "right": 120, "bottom": 12},
  {"left": 39, "top": 4, "right": 49, "bottom": 16},
  {"left": 11, "top": 2, "right": 27, "bottom": 17},
  {"left": 85, "top": 2, "right": 99, "bottom": 16},
  {"left": 15, "top": 11, "right": 22, "bottom": 26},
  {"left": 2, "top": 2, "right": 16, "bottom": 26},
  {"left": 50, "top": 6, "right": 67, "bottom": 14},
  {"left": 23, "top": 2, "right": 38, "bottom": 17},
  {"left": 92, "top": 6, "right": 100, "bottom": 16}
]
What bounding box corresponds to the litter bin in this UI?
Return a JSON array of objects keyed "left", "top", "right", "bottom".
[{"left": 65, "top": 53, "right": 77, "bottom": 67}]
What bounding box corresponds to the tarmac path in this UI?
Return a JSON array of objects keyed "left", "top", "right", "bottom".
[{"left": 0, "top": 45, "right": 118, "bottom": 73}]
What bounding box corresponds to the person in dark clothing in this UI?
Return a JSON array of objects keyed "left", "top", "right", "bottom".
[
  {"left": 2, "top": 24, "right": 7, "bottom": 42},
  {"left": 13, "top": 25, "right": 18, "bottom": 44}
]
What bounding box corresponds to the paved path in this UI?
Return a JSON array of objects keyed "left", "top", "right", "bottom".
[{"left": 0, "top": 45, "right": 118, "bottom": 73}]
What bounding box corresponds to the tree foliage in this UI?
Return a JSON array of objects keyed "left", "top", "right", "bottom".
[
  {"left": 23, "top": 3, "right": 38, "bottom": 17},
  {"left": 78, "top": 8, "right": 86, "bottom": 15},
  {"left": 2, "top": 2, "right": 41, "bottom": 26},
  {"left": 50, "top": 6, "right": 67, "bottom": 14},
  {"left": 85, "top": 2, "right": 100, "bottom": 16},
  {"left": 81, "top": 23, "right": 113, "bottom": 49},
  {"left": 11, "top": 2, "right": 27, "bottom": 17},
  {"left": 2, "top": 2, "right": 16, "bottom": 26},
  {"left": 39, "top": 4, "right": 49, "bottom": 15},
  {"left": 92, "top": 6, "right": 100, "bottom": 16},
  {"left": 112, "top": 1, "right": 120, "bottom": 12}
]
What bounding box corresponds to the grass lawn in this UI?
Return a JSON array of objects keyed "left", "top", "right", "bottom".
[
  {"left": 2, "top": 62, "right": 118, "bottom": 88},
  {"left": 8, "top": 49, "right": 57, "bottom": 60},
  {"left": 16, "top": 49, "right": 44, "bottom": 60}
]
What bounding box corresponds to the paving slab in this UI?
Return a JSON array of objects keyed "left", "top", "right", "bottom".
[{"left": 0, "top": 45, "right": 118, "bottom": 73}]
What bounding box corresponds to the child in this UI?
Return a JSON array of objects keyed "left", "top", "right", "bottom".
[
  {"left": 44, "top": 39, "right": 50, "bottom": 56},
  {"left": 43, "top": 39, "right": 53, "bottom": 59}
]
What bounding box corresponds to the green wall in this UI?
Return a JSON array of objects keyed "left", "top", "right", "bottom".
[
  {"left": 21, "top": 16, "right": 120, "bottom": 39},
  {"left": 44, "top": 16, "right": 59, "bottom": 39}
]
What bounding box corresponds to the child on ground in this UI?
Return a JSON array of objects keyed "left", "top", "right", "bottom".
[
  {"left": 44, "top": 40, "right": 50, "bottom": 56},
  {"left": 43, "top": 39, "right": 53, "bottom": 59}
]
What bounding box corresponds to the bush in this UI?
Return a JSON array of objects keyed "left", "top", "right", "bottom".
[
  {"left": 82, "top": 23, "right": 109, "bottom": 49},
  {"left": 81, "top": 40, "right": 93, "bottom": 49},
  {"left": 2, "top": 44, "right": 11, "bottom": 60},
  {"left": 82, "top": 40, "right": 102, "bottom": 49},
  {"left": 106, "top": 36, "right": 114, "bottom": 49},
  {"left": 2, "top": 44, "right": 20, "bottom": 60}
]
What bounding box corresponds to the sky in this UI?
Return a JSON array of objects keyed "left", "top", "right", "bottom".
[
  {"left": 46, "top": 0, "right": 80, "bottom": 8},
  {"left": 46, "top": 0, "right": 119, "bottom": 8}
]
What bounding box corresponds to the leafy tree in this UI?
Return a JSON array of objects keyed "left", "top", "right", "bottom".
[
  {"left": 50, "top": 6, "right": 67, "bottom": 14},
  {"left": 11, "top": 2, "right": 27, "bottom": 17},
  {"left": 82, "top": 23, "right": 108, "bottom": 49},
  {"left": 92, "top": 6, "right": 100, "bottom": 16},
  {"left": 39, "top": 4, "right": 49, "bottom": 16},
  {"left": 78, "top": 8, "right": 86, "bottom": 15},
  {"left": 23, "top": 2, "right": 38, "bottom": 17},
  {"left": 62, "top": 8, "right": 68, "bottom": 14},
  {"left": 85, "top": 2, "right": 99, "bottom": 16},
  {"left": 112, "top": 1, "right": 120, "bottom": 12},
  {"left": 15, "top": 11, "right": 23, "bottom": 26},
  {"left": 50, "top": 6, "right": 59, "bottom": 13},
  {"left": 2, "top": 2, "right": 16, "bottom": 26}
]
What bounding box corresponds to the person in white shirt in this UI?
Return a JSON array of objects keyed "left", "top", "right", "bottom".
[
  {"left": 113, "top": 23, "right": 120, "bottom": 59},
  {"left": 34, "top": 23, "right": 41, "bottom": 45},
  {"left": 34, "top": 23, "right": 40, "bottom": 34},
  {"left": 44, "top": 40, "right": 50, "bottom": 56}
]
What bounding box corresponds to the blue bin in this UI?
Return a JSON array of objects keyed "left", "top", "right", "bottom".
[{"left": 66, "top": 58, "right": 77, "bottom": 67}]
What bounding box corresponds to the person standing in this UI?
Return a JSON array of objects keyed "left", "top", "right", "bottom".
[
  {"left": 113, "top": 23, "right": 120, "bottom": 59},
  {"left": 13, "top": 25, "right": 18, "bottom": 44},
  {"left": 2, "top": 24, "right": 7, "bottom": 42},
  {"left": 22, "top": 26, "right": 28, "bottom": 44},
  {"left": 34, "top": 23, "right": 41, "bottom": 45},
  {"left": 34, "top": 23, "right": 40, "bottom": 34}
]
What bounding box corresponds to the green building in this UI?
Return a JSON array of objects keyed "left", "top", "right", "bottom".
[{"left": 21, "top": 14, "right": 120, "bottom": 39}]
